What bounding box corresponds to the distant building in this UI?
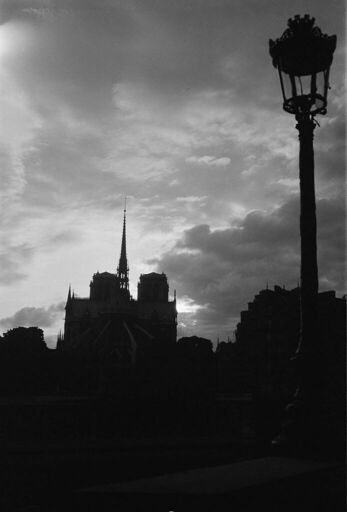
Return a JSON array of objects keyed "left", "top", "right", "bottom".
[
  {"left": 57, "top": 209, "right": 177, "bottom": 367},
  {"left": 224, "top": 285, "right": 346, "bottom": 445},
  {"left": 234, "top": 285, "right": 346, "bottom": 403}
]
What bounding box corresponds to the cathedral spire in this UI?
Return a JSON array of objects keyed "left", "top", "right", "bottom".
[{"left": 117, "top": 200, "right": 129, "bottom": 291}]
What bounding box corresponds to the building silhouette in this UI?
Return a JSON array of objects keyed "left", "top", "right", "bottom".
[
  {"left": 57, "top": 209, "right": 177, "bottom": 370},
  {"left": 229, "top": 285, "right": 346, "bottom": 445},
  {"left": 233, "top": 285, "right": 345, "bottom": 402}
]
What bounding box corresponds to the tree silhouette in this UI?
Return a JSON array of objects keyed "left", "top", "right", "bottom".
[
  {"left": 0, "top": 327, "right": 48, "bottom": 394},
  {"left": 0, "top": 327, "right": 47, "bottom": 356}
]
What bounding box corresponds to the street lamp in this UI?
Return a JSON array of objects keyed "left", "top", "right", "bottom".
[
  {"left": 270, "top": 14, "right": 336, "bottom": 116},
  {"left": 269, "top": 15, "right": 336, "bottom": 453}
]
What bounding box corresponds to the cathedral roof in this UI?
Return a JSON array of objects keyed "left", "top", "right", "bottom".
[
  {"left": 140, "top": 272, "right": 167, "bottom": 279},
  {"left": 92, "top": 271, "right": 117, "bottom": 279}
]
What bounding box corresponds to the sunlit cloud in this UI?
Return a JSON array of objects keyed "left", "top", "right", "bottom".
[
  {"left": 0, "top": 302, "right": 65, "bottom": 330},
  {"left": 186, "top": 155, "right": 231, "bottom": 167}
]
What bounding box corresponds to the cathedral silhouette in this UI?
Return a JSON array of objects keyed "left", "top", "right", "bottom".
[{"left": 57, "top": 208, "right": 177, "bottom": 367}]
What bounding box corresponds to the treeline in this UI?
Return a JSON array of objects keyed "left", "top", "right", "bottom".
[
  {"left": 0, "top": 328, "right": 245, "bottom": 399},
  {"left": 0, "top": 329, "right": 257, "bottom": 442}
]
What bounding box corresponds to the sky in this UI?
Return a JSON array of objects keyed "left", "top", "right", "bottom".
[{"left": 0, "top": 0, "right": 345, "bottom": 348}]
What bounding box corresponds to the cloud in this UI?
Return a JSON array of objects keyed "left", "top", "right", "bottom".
[
  {"left": 176, "top": 196, "right": 208, "bottom": 203},
  {"left": 0, "top": 243, "right": 33, "bottom": 285},
  {"left": 0, "top": 67, "right": 43, "bottom": 218},
  {"left": 186, "top": 155, "right": 231, "bottom": 167},
  {"left": 0, "top": 225, "right": 83, "bottom": 288},
  {"left": 153, "top": 194, "right": 345, "bottom": 339},
  {"left": 0, "top": 302, "right": 65, "bottom": 331}
]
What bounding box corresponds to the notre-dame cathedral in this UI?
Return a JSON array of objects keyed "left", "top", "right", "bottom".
[{"left": 57, "top": 209, "right": 177, "bottom": 367}]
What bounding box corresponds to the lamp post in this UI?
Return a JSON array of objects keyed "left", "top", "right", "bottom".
[{"left": 269, "top": 15, "right": 336, "bottom": 453}]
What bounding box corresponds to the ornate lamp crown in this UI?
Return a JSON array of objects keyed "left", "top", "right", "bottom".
[
  {"left": 269, "top": 14, "right": 336, "bottom": 75},
  {"left": 269, "top": 15, "right": 337, "bottom": 116},
  {"left": 287, "top": 14, "right": 316, "bottom": 36}
]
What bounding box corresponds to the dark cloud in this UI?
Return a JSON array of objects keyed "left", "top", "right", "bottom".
[
  {"left": 0, "top": 257, "right": 27, "bottom": 285},
  {"left": 154, "top": 195, "right": 345, "bottom": 338},
  {"left": 0, "top": 302, "right": 65, "bottom": 331},
  {"left": 48, "top": 230, "right": 82, "bottom": 246},
  {"left": 316, "top": 197, "right": 346, "bottom": 290},
  {"left": 0, "top": 243, "right": 33, "bottom": 285},
  {"left": 0, "top": 229, "right": 83, "bottom": 287},
  {"left": 315, "top": 114, "right": 345, "bottom": 194}
]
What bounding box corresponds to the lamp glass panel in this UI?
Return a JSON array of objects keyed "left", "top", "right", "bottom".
[
  {"left": 280, "top": 71, "right": 294, "bottom": 100},
  {"left": 280, "top": 73, "right": 311, "bottom": 100},
  {"left": 316, "top": 70, "right": 327, "bottom": 98},
  {"left": 296, "top": 75, "right": 312, "bottom": 96}
]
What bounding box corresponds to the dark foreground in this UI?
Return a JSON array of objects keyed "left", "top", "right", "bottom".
[
  {"left": 2, "top": 434, "right": 345, "bottom": 512},
  {"left": 77, "top": 457, "right": 345, "bottom": 512},
  {"left": 1, "top": 394, "right": 344, "bottom": 511},
  {"left": 1, "top": 435, "right": 260, "bottom": 511}
]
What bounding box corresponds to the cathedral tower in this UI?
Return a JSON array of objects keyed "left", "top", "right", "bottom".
[{"left": 60, "top": 204, "right": 177, "bottom": 354}]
